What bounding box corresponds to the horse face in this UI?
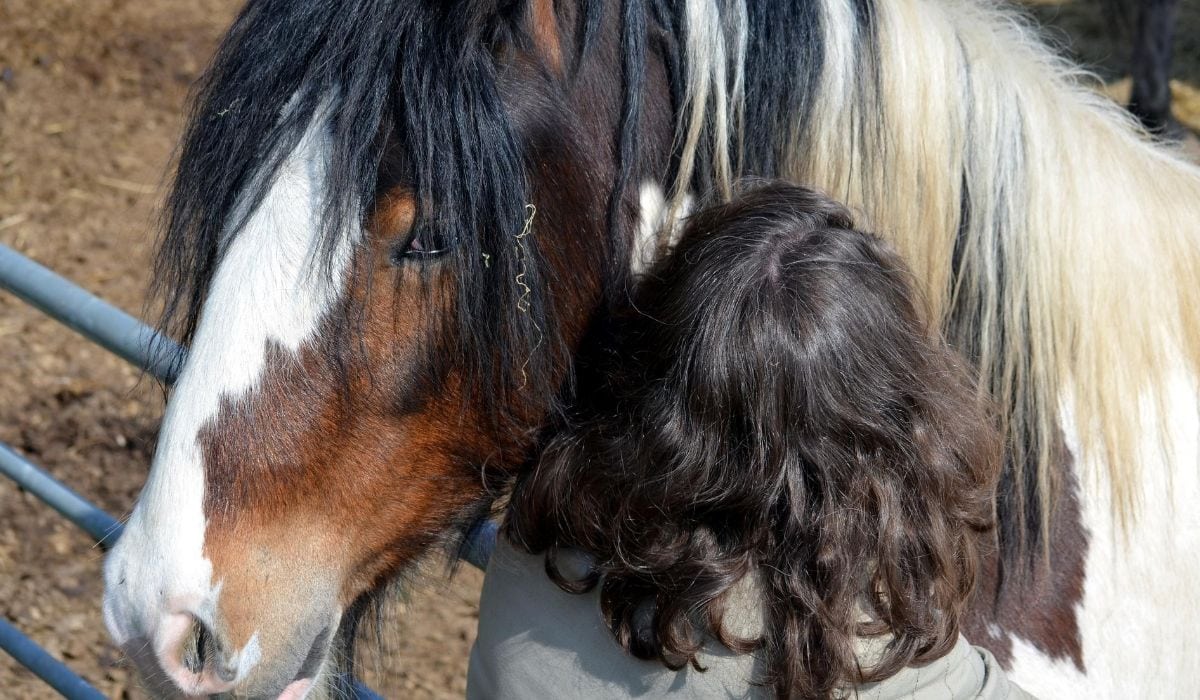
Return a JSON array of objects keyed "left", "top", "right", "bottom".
[
  {"left": 100, "top": 2, "right": 642, "bottom": 695},
  {"left": 102, "top": 122, "right": 486, "bottom": 697}
]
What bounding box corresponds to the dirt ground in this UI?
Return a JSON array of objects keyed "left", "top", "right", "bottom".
[{"left": 0, "top": 1, "right": 1196, "bottom": 699}]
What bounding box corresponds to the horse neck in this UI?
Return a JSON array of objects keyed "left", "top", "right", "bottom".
[{"left": 674, "top": 0, "right": 1200, "bottom": 529}]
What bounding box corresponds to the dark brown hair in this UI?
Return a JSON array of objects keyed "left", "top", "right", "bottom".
[{"left": 505, "top": 182, "right": 1001, "bottom": 698}]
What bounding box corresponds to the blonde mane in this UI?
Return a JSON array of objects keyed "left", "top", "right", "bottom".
[{"left": 673, "top": 0, "right": 1200, "bottom": 533}]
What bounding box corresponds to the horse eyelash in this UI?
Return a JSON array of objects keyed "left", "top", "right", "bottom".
[
  {"left": 389, "top": 203, "right": 535, "bottom": 266},
  {"left": 390, "top": 229, "right": 452, "bottom": 264}
]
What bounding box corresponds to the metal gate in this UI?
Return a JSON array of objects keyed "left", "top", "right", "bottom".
[{"left": 0, "top": 242, "right": 495, "bottom": 698}]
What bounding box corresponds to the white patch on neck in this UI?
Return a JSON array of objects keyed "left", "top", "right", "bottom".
[
  {"left": 1004, "top": 364, "right": 1200, "bottom": 696},
  {"left": 103, "top": 110, "right": 358, "bottom": 682},
  {"left": 631, "top": 181, "right": 693, "bottom": 275}
]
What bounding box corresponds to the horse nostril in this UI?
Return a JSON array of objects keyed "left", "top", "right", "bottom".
[
  {"left": 180, "top": 617, "right": 207, "bottom": 674},
  {"left": 180, "top": 616, "right": 235, "bottom": 681}
]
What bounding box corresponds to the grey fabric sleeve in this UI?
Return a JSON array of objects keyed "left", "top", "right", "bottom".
[
  {"left": 468, "top": 536, "right": 1038, "bottom": 700},
  {"left": 467, "top": 536, "right": 763, "bottom": 698}
]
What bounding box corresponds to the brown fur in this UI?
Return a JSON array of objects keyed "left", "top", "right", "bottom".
[
  {"left": 528, "top": 0, "right": 564, "bottom": 72},
  {"left": 199, "top": 196, "right": 491, "bottom": 649},
  {"left": 964, "top": 441, "right": 1089, "bottom": 670}
]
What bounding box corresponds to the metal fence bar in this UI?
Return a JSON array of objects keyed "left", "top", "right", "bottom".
[
  {"left": 0, "top": 617, "right": 108, "bottom": 700},
  {"left": 0, "top": 243, "right": 182, "bottom": 384},
  {"left": 0, "top": 441, "right": 122, "bottom": 548},
  {"left": 352, "top": 680, "right": 386, "bottom": 700}
]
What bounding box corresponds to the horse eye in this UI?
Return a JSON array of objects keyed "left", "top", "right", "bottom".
[{"left": 391, "top": 229, "right": 452, "bottom": 264}]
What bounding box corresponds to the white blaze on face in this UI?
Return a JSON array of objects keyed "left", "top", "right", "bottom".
[{"left": 102, "top": 112, "right": 358, "bottom": 684}]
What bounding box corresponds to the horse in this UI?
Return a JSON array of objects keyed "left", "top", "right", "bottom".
[
  {"left": 99, "top": 0, "right": 1200, "bottom": 697},
  {"left": 1117, "top": 0, "right": 1182, "bottom": 135}
]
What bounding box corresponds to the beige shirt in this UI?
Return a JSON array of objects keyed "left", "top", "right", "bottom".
[{"left": 468, "top": 537, "right": 1037, "bottom": 699}]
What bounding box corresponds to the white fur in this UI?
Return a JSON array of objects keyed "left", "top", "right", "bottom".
[
  {"left": 1007, "top": 366, "right": 1200, "bottom": 697},
  {"left": 632, "top": 180, "right": 693, "bottom": 275},
  {"left": 102, "top": 112, "right": 355, "bottom": 683}
]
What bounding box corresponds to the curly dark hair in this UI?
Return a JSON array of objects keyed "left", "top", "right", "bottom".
[{"left": 504, "top": 182, "right": 1002, "bottom": 698}]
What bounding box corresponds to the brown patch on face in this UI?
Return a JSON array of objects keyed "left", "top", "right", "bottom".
[
  {"left": 198, "top": 512, "right": 342, "bottom": 668},
  {"left": 197, "top": 190, "right": 497, "bottom": 655},
  {"left": 528, "top": 0, "right": 564, "bottom": 74},
  {"left": 372, "top": 188, "right": 417, "bottom": 242},
  {"left": 962, "top": 440, "right": 1089, "bottom": 670}
]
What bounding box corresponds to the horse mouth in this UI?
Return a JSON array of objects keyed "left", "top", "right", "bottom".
[
  {"left": 294, "top": 624, "right": 334, "bottom": 686},
  {"left": 190, "top": 622, "right": 334, "bottom": 700},
  {"left": 243, "top": 623, "right": 333, "bottom": 700}
]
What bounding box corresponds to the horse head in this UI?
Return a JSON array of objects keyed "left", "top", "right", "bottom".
[{"left": 102, "top": 1, "right": 672, "bottom": 695}]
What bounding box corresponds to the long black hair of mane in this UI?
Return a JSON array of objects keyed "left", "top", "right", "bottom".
[{"left": 506, "top": 182, "right": 1002, "bottom": 699}]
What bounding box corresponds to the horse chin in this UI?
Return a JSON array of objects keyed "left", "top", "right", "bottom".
[
  {"left": 287, "top": 643, "right": 344, "bottom": 700},
  {"left": 282, "top": 616, "right": 361, "bottom": 700},
  {"left": 276, "top": 678, "right": 317, "bottom": 700}
]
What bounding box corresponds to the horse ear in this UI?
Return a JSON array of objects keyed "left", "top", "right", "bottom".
[
  {"left": 522, "top": 0, "right": 565, "bottom": 72},
  {"left": 459, "top": 0, "right": 565, "bottom": 73}
]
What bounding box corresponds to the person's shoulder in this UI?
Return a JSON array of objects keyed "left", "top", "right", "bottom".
[
  {"left": 469, "top": 536, "right": 766, "bottom": 699},
  {"left": 848, "top": 636, "right": 1040, "bottom": 700}
]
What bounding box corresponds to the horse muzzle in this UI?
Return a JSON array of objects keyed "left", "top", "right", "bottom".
[{"left": 103, "top": 519, "right": 341, "bottom": 699}]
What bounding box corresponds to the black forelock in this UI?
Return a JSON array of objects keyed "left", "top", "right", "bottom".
[{"left": 155, "top": 0, "right": 575, "bottom": 422}]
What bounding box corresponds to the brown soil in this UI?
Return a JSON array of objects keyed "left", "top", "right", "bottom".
[{"left": 0, "top": 1, "right": 1196, "bottom": 699}]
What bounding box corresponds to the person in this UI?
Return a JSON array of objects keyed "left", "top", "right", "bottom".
[{"left": 469, "top": 182, "right": 1034, "bottom": 699}]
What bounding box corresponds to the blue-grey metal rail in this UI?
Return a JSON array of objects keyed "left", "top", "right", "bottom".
[
  {"left": 462, "top": 519, "right": 499, "bottom": 571},
  {"left": 0, "top": 243, "right": 182, "bottom": 384},
  {"left": 0, "top": 242, "right": 496, "bottom": 698},
  {"left": 0, "top": 618, "right": 108, "bottom": 700},
  {"left": 0, "top": 442, "right": 123, "bottom": 547}
]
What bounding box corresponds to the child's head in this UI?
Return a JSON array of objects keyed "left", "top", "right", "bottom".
[{"left": 506, "top": 181, "right": 1000, "bottom": 699}]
